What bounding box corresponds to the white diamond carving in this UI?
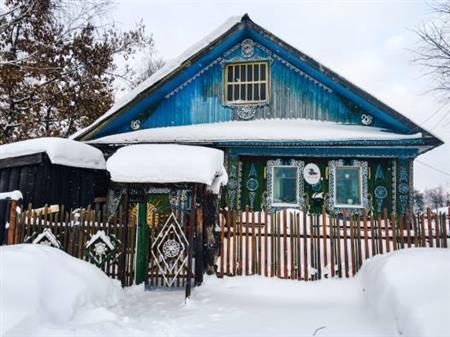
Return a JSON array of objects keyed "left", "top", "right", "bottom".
[
  {"left": 151, "top": 213, "right": 189, "bottom": 287},
  {"left": 162, "top": 239, "right": 181, "bottom": 258},
  {"left": 32, "top": 228, "right": 61, "bottom": 248}
]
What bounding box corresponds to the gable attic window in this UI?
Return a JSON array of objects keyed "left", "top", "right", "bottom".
[{"left": 224, "top": 62, "right": 269, "bottom": 104}]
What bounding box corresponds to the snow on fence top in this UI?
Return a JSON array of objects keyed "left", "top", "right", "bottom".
[
  {"left": 90, "top": 118, "right": 422, "bottom": 144},
  {"left": 0, "top": 137, "right": 106, "bottom": 170},
  {"left": 71, "top": 15, "right": 244, "bottom": 139},
  {"left": 106, "top": 144, "right": 228, "bottom": 193},
  {"left": 0, "top": 190, "right": 23, "bottom": 201}
]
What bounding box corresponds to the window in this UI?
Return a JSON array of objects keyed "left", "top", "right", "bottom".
[
  {"left": 224, "top": 62, "right": 269, "bottom": 104},
  {"left": 272, "top": 166, "right": 299, "bottom": 206},
  {"left": 334, "top": 166, "right": 362, "bottom": 207}
]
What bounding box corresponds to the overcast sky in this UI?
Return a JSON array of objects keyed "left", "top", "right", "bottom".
[{"left": 111, "top": 0, "right": 449, "bottom": 191}]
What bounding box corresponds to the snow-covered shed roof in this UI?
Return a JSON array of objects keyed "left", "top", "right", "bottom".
[
  {"left": 0, "top": 138, "right": 106, "bottom": 170},
  {"left": 106, "top": 144, "right": 228, "bottom": 193},
  {"left": 90, "top": 119, "right": 422, "bottom": 145}
]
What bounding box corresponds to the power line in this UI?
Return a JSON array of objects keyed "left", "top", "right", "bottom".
[{"left": 416, "top": 159, "right": 450, "bottom": 177}]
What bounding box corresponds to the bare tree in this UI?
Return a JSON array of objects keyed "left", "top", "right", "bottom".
[
  {"left": 424, "top": 186, "right": 446, "bottom": 210},
  {"left": 414, "top": 1, "right": 450, "bottom": 101}
]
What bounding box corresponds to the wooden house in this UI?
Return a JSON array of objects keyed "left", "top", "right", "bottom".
[{"left": 74, "top": 14, "right": 442, "bottom": 216}]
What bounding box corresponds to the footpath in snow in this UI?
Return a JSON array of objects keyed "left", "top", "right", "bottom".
[{"left": 1, "top": 245, "right": 449, "bottom": 337}]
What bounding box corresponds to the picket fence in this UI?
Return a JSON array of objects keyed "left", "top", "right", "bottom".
[
  {"left": 8, "top": 203, "right": 136, "bottom": 286},
  {"left": 218, "top": 207, "right": 450, "bottom": 280}
]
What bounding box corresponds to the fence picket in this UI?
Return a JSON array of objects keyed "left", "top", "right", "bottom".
[
  {"left": 329, "top": 211, "right": 335, "bottom": 278},
  {"left": 349, "top": 215, "right": 356, "bottom": 276}
]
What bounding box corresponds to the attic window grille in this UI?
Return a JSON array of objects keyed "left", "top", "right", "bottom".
[{"left": 225, "top": 62, "right": 269, "bottom": 104}]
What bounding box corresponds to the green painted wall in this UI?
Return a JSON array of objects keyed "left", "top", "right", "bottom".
[{"left": 222, "top": 155, "right": 401, "bottom": 214}]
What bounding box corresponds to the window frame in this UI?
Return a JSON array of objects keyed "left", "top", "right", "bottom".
[
  {"left": 266, "top": 159, "right": 305, "bottom": 210},
  {"left": 333, "top": 166, "right": 363, "bottom": 208},
  {"left": 271, "top": 165, "right": 300, "bottom": 207},
  {"left": 328, "top": 159, "right": 369, "bottom": 214},
  {"left": 223, "top": 61, "right": 270, "bottom": 105}
]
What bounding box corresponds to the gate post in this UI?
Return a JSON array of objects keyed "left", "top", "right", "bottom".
[
  {"left": 7, "top": 200, "right": 18, "bottom": 245},
  {"left": 185, "top": 184, "right": 197, "bottom": 299},
  {"left": 135, "top": 202, "right": 149, "bottom": 285}
]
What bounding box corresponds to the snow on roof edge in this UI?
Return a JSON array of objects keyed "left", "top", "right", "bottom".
[
  {"left": 88, "top": 118, "right": 423, "bottom": 145},
  {"left": 106, "top": 144, "right": 228, "bottom": 193},
  {"left": 72, "top": 15, "right": 245, "bottom": 140},
  {"left": 0, "top": 137, "right": 106, "bottom": 170}
]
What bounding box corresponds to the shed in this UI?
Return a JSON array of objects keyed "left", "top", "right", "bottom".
[{"left": 0, "top": 137, "right": 109, "bottom": 210}]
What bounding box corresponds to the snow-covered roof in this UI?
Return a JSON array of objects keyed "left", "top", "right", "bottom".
[
  {"left": 90, "top": 119, "right": 422, "bottom": 145},
  {"left": 106, "top": 144, "right": 228, "bottom": 193},
  {"left": 0, "top": 137, "right": 106, "bottom": 170},
  {"left": 71, "top": 15, "right": 244, "bottom": 140}
]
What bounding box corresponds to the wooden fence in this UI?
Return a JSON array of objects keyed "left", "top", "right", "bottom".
[
  {"left": 8, "top": 203, "right": 136, "bottom": 286},
  {"left": 218, "top": 207, "right": 450, "bottom": 280}
]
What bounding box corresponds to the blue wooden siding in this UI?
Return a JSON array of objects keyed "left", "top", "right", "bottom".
[{"left": 111, "top": 42, "right": 389, "bottom": 135}]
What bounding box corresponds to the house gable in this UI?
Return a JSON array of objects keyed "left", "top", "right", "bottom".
[{"left": 76, "top": 15, "right": 441, "bottom": 149}]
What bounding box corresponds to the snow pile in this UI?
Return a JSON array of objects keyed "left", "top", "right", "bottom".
[
  {"left": 358, "top": 248, "right": 450, "bottom": 337},
  {"left": 90, "top": 118, "right": 422, "bottom": 144},
  {"left": 72, "top": 15, "right": 244, "bottom": 140},
  {"left": 0, "top": 244, "right": 123, "bottom": 336},
  {"left": 106, "top": 144, "right": 228, "bottom": 193},
  {"left": 0, "top": 137, "right": 106, "bottom": 170},
  {"left": 0, "top": 190, "right": 23, "bottom": 201}
]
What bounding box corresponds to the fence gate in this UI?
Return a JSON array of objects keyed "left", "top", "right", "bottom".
[{"left": 147, "top": 210, "right": 193, "bottom": 288}]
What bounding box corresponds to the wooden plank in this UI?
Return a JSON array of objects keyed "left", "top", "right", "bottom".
[
  {"left": 391, "top": 213, "right": 398, "bottom": 250},
  {"left": 434, "top": 213, "right": 441, "bottom": 248},
  {"left": 277, "top": 211, "right": 281, "bottom": 278},
  {"left": 251, "top": 210, "right": 256, "bottom": 274},
  {"left": 290, "top": 212, "right": 295, "bottom": 280},
  {"left": 239, "top": 210, "right": 243, "bottom": 275},
  {"left": 356, "top": 214, "right": 362, "bottom": 271},
  {"left": 398, "top": 214, "right": 405, "bottom": 249},
  {"left": 405, "top": 209, "right": 412, "bottom": 248},
  {"left": 233, "top": 210, "right": 238, "bottom": 276},
  {"left": 226, "top": 208, "right": 231, "bottom": 275},
  {"left": 316, "top": 214, "right": 322, "bottom": 280},
  {"left": 264, "top": 211, "right": 269, "bottom": 277},
  {"left": 296, "top": 213, "right": 302, "bottom": 280},
  {"left": 258, "top": 211, "right": 262, "bottom": 275},
  {"left": 426, "top": 209, "right": 433, "bottom": 247},
  {"left": 363, "top": 210, "right": 369, "bottom": 259},
  {"left": 321, "top": 207, "right": 328, "bottom": 277},
  {"left": 7, "top": 200, "right": 17, "bottom": 245},
  {"left": 329, "top": 211, "right": 335, "bottom": 278},
  {"left": 220, "top": 212, "right": 225, "bottom": 277},
  {"left": 283, "top": 209, "right": 288, "bottom": 279},
  {"left": 370, "top": 215, "right": 376, "bottom": 256},
  {"left": 342, "top": 210, "right": 349, "bottom": 278},
  {"left": 335, "top": 212, "right": 342, "bottom": 278},
  {"left": 441, "top": 212, "right": 448, "bottom": 248},
  {"left": 377, "top": 214, "right": 383, "bottom": 254},
  {"left": 412, "top": 213, "right": 419, "bottom": 247},
  {"left": 245, "top": 207, "right": 249, "bottom": 276},
  {"left": 303, "top": 210, "right": 308, "bottom": 281},
  {"left": 271, "top": 212, "right": 275, "bottom": 277},
  {"left": 349, "top": 215, "right": 356, "bottom": 276},
  {"left": 309, "top": 214, "right": 315, "bottom": 280},
  {"left": 383, "top": 209, "right": 390, "bottom": 253}
]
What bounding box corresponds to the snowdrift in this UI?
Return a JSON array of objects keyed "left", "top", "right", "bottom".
[
  {"left": 358, "top": 248, "right": 450, "bottom": 337},
  {"left": 0, "top": 244, "right": 123, "bottom": 336}
]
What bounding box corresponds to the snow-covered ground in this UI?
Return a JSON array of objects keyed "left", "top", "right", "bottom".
[{"left": 1, "top": 245, "right": 449, "bottom": 337}]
